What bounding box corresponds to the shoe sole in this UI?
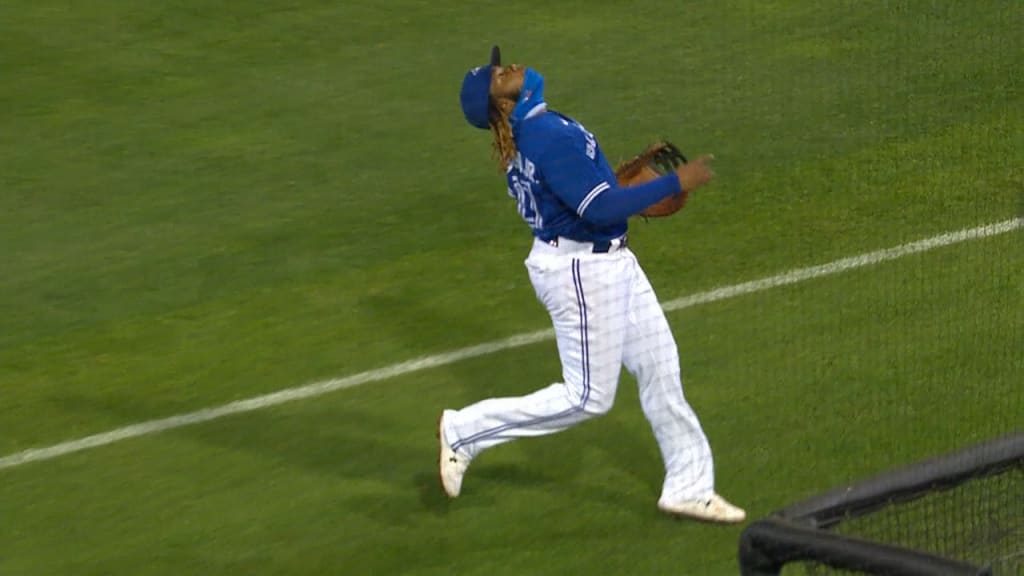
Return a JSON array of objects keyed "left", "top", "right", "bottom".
[
  {"left": 437, "top": 412, "right": 461, "bottom": 498},
  {"left": 658, "top": 505, "right": 745, "bottom": 525},
  {"left": 436, "top": 413, "right": 446, "bottom": 496}
]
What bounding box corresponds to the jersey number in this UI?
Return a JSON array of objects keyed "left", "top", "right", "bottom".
[{"left": 509, "top": 175, "right": 541, "bottom": 229}]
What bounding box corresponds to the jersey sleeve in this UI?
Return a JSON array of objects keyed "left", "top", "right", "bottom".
[
  {"left": 537, "top": 126, "right": 683, "bottom": 226},
  {"left": 536, "top": 128, "right": 613, "bottom": 218}
]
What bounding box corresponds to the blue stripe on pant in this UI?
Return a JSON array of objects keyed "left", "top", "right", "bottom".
[{"left": 451, "top": 258, "right": 590, "bottom": 453}]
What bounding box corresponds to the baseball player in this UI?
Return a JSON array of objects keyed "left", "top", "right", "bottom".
[{"left": 438, "top": 46, "right": 745, "bottom": 523}]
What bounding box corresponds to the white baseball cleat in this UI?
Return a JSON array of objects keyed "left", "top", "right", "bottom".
[
  {"left": 437, "top": 410, "right": 470, "bottom": 498},
  {"left": 658, "top": 493, "right": 746, "bottom": 524}
]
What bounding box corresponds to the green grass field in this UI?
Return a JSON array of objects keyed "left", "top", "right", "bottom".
[{"left": 2, "top": 1, "right": 1022, "bottom": 574}]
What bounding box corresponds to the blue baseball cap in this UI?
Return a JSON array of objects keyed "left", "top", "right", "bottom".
[{"left": 460, "top": 45, "right": 502, "bottom": 130}]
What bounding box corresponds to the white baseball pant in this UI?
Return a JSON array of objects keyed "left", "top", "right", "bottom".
[{"left": 443, "top": 236, "right": 715, "bottom": 502}]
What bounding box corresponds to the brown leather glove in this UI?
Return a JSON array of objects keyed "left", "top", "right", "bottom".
[{"left": 614, "top": 141, "right": 711, "bottom": 218}]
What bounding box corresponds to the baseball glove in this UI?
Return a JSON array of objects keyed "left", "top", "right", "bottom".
[{"left": 614, "top": 141, "right": 689, "bottom": 218}]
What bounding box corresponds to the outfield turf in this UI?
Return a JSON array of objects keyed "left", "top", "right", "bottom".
[{"left": 1, "top": 1, "right": 1021, "bottom": 574}]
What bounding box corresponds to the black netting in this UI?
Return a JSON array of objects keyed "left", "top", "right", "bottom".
[{"left": 790, "top": 468, "right": 1023, "bottom": 575}]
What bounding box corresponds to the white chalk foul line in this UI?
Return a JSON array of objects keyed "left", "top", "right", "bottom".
[
  {"left": 1, "top": 217, "right": 1020, "bottom": 472},
  {"left": 663, "top": 217, "right": 1022, "bottom": 312}
]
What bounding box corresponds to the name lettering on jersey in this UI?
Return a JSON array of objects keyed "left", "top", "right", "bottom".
[{"left": 572, "top": 122, "right": 597, "bottom": 160}]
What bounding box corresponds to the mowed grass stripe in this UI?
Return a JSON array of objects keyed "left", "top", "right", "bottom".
[{"left": 1, "top": 217, "right": 1019, "bottom": 472}]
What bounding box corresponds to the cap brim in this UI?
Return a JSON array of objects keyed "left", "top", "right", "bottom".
[{"left": 490, "top": 45, "right": 501, "bottom": 67}]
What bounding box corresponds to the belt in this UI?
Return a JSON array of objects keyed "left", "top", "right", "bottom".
[{"left": 545, "top": 234, "right": 628, "bottom": 253}]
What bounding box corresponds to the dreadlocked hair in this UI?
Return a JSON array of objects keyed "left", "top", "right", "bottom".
[{"left": 489, "top": 105, "right": 517, "bottom": 171}]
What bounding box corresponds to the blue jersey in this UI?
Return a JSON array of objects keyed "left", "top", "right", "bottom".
[{"left": 506, "top": 111, "right": 627, "bottom": 243}]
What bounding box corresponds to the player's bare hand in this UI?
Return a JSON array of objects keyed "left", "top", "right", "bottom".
[{"left": 675, "top": 154, "right": 715, "bottom": 192}]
